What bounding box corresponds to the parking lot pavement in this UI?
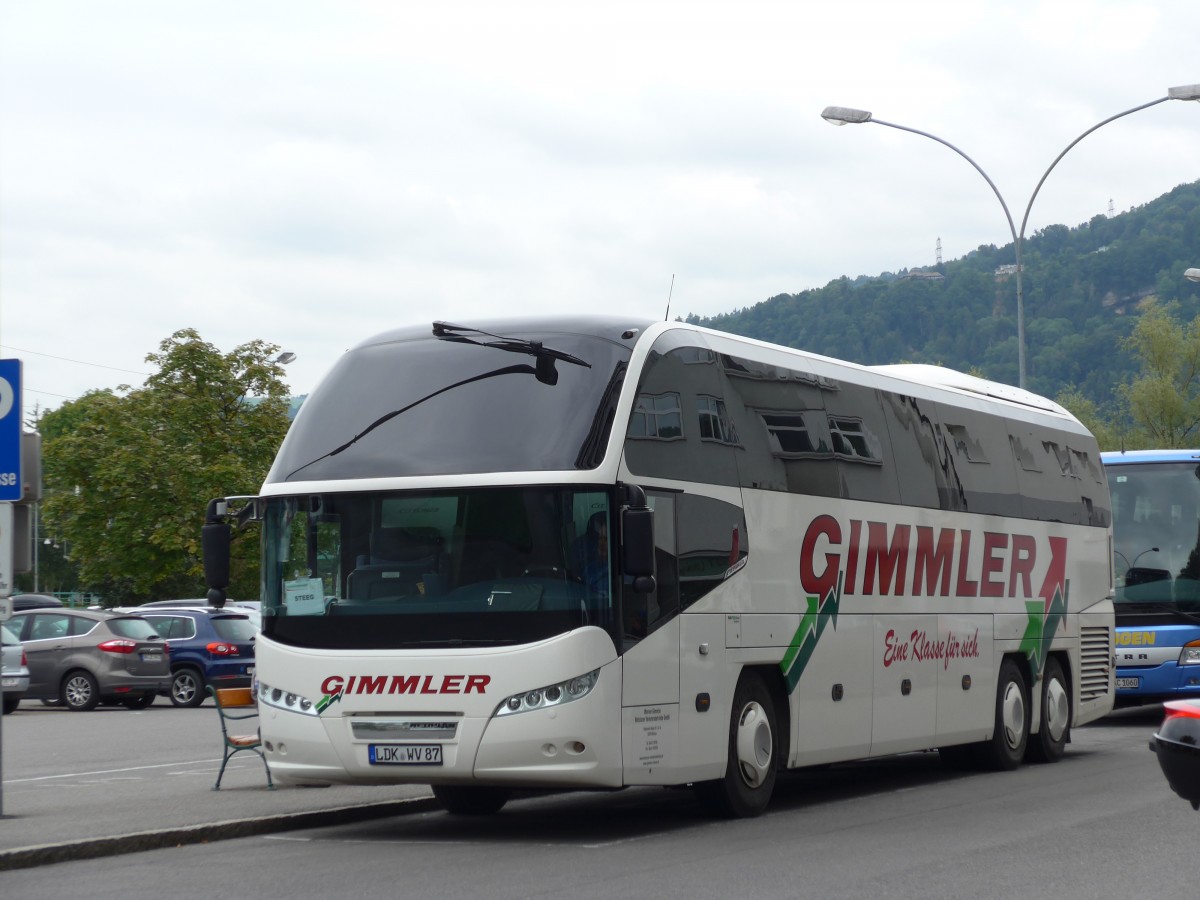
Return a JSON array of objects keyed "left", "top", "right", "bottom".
[{"left": 0, "top": 703, "right": 440, "bottom": 870}]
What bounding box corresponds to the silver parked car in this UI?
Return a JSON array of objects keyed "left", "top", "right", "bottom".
[
  {"left": 2, "top": 622, "right": 30, "bottom": 714},
  {"left": 7, "top": 609, "right": 171, "bottom": 711}
]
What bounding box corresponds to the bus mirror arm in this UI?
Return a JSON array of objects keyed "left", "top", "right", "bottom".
[{"left": 203, "top": 497, "right": 232, "bottom": 609}]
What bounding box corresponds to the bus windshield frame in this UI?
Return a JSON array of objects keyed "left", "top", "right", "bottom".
[{"left": 1108, "top": 459, "right": 1200, "bottom": 615}]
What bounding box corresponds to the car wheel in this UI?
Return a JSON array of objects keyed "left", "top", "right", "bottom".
[
  {"left": 1026, "top": 655, "right": 1070, "bottom": 763},
  {"left": 432, "top": 785, "right": 511, "bottom": 815},
  {"left": 695, "top": 670, "right": 779, "bottom": 818},
  {"left": 122, "top": 692, "right": 156, "bottom": 711},
  {"left": 62, "top": 670, "right": 101, "bottom": 711},
  {"left": 978, "top": 657, "right": 1029, "bottom": 770},
  {"left": 170, "top": 668, "right": 206, "bottom": 707},
  {"left": 2, "top": 696, "right": 19, "bottom": 714}
]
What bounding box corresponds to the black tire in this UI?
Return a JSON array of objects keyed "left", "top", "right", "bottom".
[
  {"left": 1026, "top": 655, "right": 1070, "bottom": 763},
  {"left": 695, "top": 671, "right": 779, "bottom": 818},
  {"left": 169, "top": 668, "right": 206, "bottom": 708},
  {"left": 2, "top": 695, "right": 18, "bottom": 714},
  {"left": 978, "top": 657, "right": 1029, "bottom": 770},
  {"left": 432, "top": 785, "right": 511, "bottom": 815},
  {"left": 122, "top": 692, "right": 156, "bottom": 711},
  {"left": 61, "top": 670, "right": 101, "bottom": 711}
]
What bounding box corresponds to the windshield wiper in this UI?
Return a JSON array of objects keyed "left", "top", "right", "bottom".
[
  {"left": 432, "top": 322, "right": 591, "bottom": 385},
  {"left": 285, "top": 362, "right": 539, "bottom": 480}
]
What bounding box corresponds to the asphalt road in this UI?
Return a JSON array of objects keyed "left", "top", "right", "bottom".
[
  {"left": 0, "top": 695, "right": 434, "bottom": 866},
  {"left": 2, "top": 700, "right": 1194, "bottom": 899}
]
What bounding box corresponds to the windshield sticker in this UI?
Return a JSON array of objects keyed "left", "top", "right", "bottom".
[{"left": 284, "top": 577, "right": 325, "bottom": 616}]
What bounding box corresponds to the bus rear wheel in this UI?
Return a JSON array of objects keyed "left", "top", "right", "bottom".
[
  {"left": 695, "top": 671, "right": 778, "bottom": 818},
  {"left": 979, "top": 658, "right": 1029, "bottom": 770},
  {"left": 1026, "top": 655, "right": 1070, "bottom": 763},
  {"left": 432, "top": 785, "right": 511, "bottom": 816}
]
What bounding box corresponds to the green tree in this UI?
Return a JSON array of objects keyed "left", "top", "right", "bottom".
[
  {"left": 39, "top": 329, "right": 292, "bottom": 604},
  {"left": 1119, "top": 301, "right": 1200, "bottom": 448}
]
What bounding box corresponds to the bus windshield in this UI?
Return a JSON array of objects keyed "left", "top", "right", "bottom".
[
  {"left": 1108, "top": 461, "right": 1200, "bottom": 613},
  {"left": 267, "top": 325, "right": 633, "bottom": 484},
  {"left": 259, "top": 486, "right": 620, "bottom": 650}
]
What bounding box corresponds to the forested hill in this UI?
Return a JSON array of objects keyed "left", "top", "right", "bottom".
[{"left": 687, "top": 179, "right": 1200, "bottom": 412}]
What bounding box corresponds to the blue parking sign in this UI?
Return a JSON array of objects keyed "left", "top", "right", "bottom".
[{"left": 0, "top": 360, "right": 22, "bottom": 501}]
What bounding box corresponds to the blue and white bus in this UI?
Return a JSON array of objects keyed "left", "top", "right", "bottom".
[
  {"left": 204, "top": 317, "right": 1116, "bottom": 817},
  {"left": 1103, "top": 449, "right": 1200, "bottom": 706}
]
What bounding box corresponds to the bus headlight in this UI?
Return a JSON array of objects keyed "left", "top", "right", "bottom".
[
  {"left": 258, "top": 680, "right": 319, "bottom": 715},
  {"left": 1179, "top": 641, "right": 1200, "bottom": 666},
  {"left": 495, "top": 669, "right": 600, "bottom": 717}
]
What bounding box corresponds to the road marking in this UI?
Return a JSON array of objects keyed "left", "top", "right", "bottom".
[{"left": 2, "top": 758, "right": 223, "bottom": 784}]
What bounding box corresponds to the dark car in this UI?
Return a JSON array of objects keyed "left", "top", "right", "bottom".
[
  {"left": 135, "top": 608, "right": 256, "bottom": 707},
  {"left": 12, "top": 593, "right": 65, "bottom": 612},
  {"left": 8, "top": 609, "right": 170, "bottom": 711},
  {"left": 1150, "top": 699, "right": 1200, "bottom": 810}
]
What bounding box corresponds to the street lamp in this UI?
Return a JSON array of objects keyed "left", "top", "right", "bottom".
[
  {"left": 1186, "top": 268, "right": 1200, "bottom": 284},
  {"left": 821, "top": 83, "right": 1200, "bottom": 389},
  {"left": 273, "top": 351, "right": 297, "bottom": 365}
]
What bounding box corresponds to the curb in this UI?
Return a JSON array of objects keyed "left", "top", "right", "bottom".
[{"left": 0, "top": 795, "right": 442, "bottom": 872}]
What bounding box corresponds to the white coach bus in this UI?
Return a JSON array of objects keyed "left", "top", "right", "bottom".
[{"left": 202, "top": 317, "right": 1115, "bottom": 817}]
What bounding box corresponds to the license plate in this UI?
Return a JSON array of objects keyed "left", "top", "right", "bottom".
[
  {"left": 369, "top": 744, "right": 443, "bottom": 766},
  {"left": 1116, "top": 677, "right": 1141, "bottom": 689},
  {"left": 141, "top": 653, "right": 163, "bottom": 663},
  {"left": 2, "top": 677, "right": 17, "bottom": 687}
]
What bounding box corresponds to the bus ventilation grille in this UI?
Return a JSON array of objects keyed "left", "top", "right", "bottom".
[{"left": 1079, "top": 625, "right": 1113, "bottom": 702}]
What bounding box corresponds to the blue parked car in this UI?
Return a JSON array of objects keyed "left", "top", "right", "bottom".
[{"left": 133, "top": 608, "right": 257, "bottom": 707}]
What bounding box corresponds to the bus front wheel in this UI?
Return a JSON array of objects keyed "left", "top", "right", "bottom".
[
  {"left": 696, "top": 671, "right": 778, "bottom": 818},
  {"left": 432, "top": 785, "right": 511, "bottom": 816},
  {"left": 1026, "top": 655, "right": 1070, "bottom": 763}
]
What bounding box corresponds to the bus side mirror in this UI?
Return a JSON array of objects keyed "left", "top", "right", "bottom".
[
  {"left": 203, "top": 498, "right": 232, "bottom": 609},
  {"left": 622, "top": 506, "right": 656, "bottom": 593}
]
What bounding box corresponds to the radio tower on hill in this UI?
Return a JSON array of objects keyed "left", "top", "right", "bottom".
[{"left": 936, "top": 237, "right": 943, "bottom": 266}]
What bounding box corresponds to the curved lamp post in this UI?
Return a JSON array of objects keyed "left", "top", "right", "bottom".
[
  {"left": 1186, "top": 268, "right": 1200, "bottom": 284},
  {"left": 821, "top": 83, "right": 1200, "bottom": 389}
]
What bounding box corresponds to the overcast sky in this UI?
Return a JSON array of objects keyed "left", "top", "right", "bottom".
[{"left": 2, "top": 0, "right": 1198, "bottom": 415}]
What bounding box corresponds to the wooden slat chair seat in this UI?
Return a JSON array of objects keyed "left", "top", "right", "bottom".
[{"left": 210, "top": 686, "right": 274, "bottom": 790}]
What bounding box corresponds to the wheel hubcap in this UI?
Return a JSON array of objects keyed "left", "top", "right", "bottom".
[
  {"left": 66, "top": 678, "right": 92, "bottom": 707},
  {"left": 1044, "top": 675, "right": 1069, "bottom": 742},
  {"left": 735, "top": 701, "right": 773, "bottom": 789},
  {"left": 175, "top": 676, "right": 196, "bottom": 702},
  {"left": 1001, "top": 680, "right": 1026, "bottom": 749}
]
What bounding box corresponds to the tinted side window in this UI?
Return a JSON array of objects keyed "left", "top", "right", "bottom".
[
  {"left": 822, "top": 381, "right": 899, "bottom": 504},
  {"left": 212, "top": 617, "right": 257, "bottom": 641},
  {"left": 106, "top": 617, "right": 161, "bottom": 640},
  {"left": 29, "top": 614, "right": 72, "bottom": 641},
  {"left": 879, "top": 392, "right": 964, "bottom": 510},
  {"left": 935, "top": 401, "right": 1022, "bottom": 517},
  {"left": 624, "top": 337, "right": 740, "bottom": 486},
  {"left": 718, "top": 353, "right": 840, "bottom": 497},
  {"left": 1009, "top": 422, "right": 1110, "bottom": 526},
  {"left": 677, "top": 494, "right": 749, "bottom": 609}
]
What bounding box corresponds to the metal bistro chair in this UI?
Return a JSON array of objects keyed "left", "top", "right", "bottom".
[{"left": 209, "top": 685, "right": 274, "bottom": 790}]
